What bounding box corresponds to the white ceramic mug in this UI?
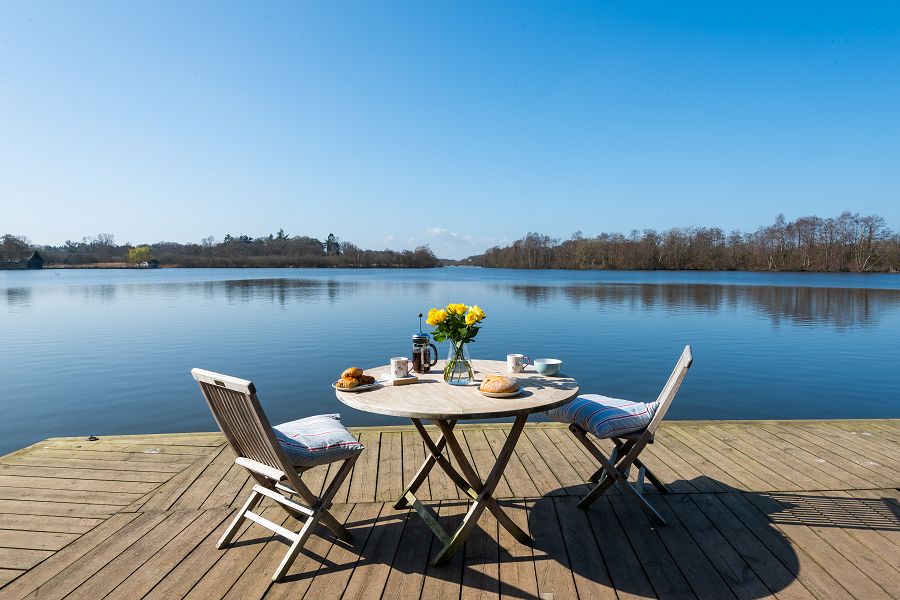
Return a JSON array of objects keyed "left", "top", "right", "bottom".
[
  {"left": 390, "top": 356, "right": 412, "bottom": 379},
  {"left": 507, "top": 354, "right": 531, "bottom": 373}
]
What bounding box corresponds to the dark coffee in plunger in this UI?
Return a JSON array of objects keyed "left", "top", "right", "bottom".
[{"left": 411, "top": 314, "right": 438, "bottom": 373}]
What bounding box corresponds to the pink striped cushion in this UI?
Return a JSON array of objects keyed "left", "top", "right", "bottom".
[
  {"left": 546, "top": 395, "right": 659, "bottom": 439},
  {"left": 273, "top": 414, "right": 364, "bottom": 467}
]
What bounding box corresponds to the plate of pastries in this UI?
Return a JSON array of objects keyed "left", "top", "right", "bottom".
[
  {"left": 479, "top": 375, "right": 522, "bottom": 398},
  {"left": 333, "top": 367, "right": 380, "bottom": 392}
]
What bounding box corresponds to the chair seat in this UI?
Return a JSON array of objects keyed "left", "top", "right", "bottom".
[
  {"left": 273, "top": 414, "right": 364, "bottom": 467},
  {"left": 546, "top": 395, "right": 659, "bottom": 439}
]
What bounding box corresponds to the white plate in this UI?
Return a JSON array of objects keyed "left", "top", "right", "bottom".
[
  {"left": 479, "top": 387, "right": 522, "bottom": 398},
  {"left": 332, "top": 381, "right": 382, "bottom": 393}
]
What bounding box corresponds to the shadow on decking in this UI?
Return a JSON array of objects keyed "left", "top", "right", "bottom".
[
  {"left": 528, "top": 482, "right": 900, "bottom": 598},
  {"left": 260, "top": 480, "right": 900, "bottom": 598}
]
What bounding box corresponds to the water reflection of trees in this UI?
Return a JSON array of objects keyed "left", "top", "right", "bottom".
[
  {"left": 5, "top": 277, "right": 897, "bottom": 328},
  {"left": 109, "top": 278, "right": 352, "bottom": 306},
  {"left": 66, "top": 284, "right": 118, "bottom": 303},
  {"left": 503, "top": 283, "right": 900, "bottom": 328},
  {"left": 213, "top": 278, "right": 435, "bottom": 305},
  {"left": 215, "top": 278, "right": 335, "bottom": 305},
  {"left": 178, "top": 278, "right": 434, "bottom": 305},
  {"left": 5, "top": 287, "right": 31, "bottom": 307},
  {"left": 3, "top": 277, "right": 438, "bottom": 310}
]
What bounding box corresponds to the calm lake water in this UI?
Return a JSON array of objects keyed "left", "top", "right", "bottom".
[{"left": 2, "top": 268, "right": 899, "bottom": 455}]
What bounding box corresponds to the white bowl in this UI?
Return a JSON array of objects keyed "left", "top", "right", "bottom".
[{"left": 534, "top": 358, "right": 562, "bottom": 376}]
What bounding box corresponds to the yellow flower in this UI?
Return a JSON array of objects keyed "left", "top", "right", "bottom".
[
  {"left": 468, "top": 305, "right": 485, "bottom": 322},
  {"left": 426, "top": 308, "right": 447, "bottom": 326},
  {"left": 465, "top": 311, "right": 478, "bottom": 325},
  {"left": 446, "top": 303, "right": 467, "bottom": 315}
]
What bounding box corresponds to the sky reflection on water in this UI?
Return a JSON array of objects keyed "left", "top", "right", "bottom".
[{"left": 2, "top": 268, "right": 898, "bottom": 455}]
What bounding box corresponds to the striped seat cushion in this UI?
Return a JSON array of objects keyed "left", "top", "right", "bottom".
[
  {"left": 546, "top": 395, "right": 659, "bottom": 439},
  {"left": 272, "top": 414, "right": 364, "bottom": 467}
]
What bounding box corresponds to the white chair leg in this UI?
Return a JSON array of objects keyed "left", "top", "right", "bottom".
[
  {"left": 314, "top": 454, "right": 358, "bottom": 542},
  {"left": 272, "top": 509, "right": 321, "bottom": 581},
  {"left": 218, "top": 489, "right": 263, "bottom": 549}
]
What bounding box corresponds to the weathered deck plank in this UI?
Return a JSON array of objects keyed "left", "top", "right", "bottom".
[
  {"left": 0, "top": 420, "right": 897, "bottom": 599},
  {"left": 375, "top": 431, "right": 404, "bottom": 503},
  {"left": 341, "top": 503, "right": 409, "bottom": 599},
  {"left": 104, "top": 508, "right": 232, "bottom": 600}
]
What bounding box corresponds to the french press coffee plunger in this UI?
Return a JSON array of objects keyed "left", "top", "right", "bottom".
[{"left": 412, "top": 313, "right": 439, "bottom": 373}]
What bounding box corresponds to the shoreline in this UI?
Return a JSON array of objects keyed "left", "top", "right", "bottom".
[{"left": 29, "top": 263, "right": 900, "bottom": 274}]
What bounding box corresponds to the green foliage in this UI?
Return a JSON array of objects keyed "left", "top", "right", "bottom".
[{"left": 128, "top": 246, "right": 152, "bottom": 264}]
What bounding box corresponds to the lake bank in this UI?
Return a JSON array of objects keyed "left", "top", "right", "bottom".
[{"left": 30, "top": 262, "right": 900, "bottom": 273}]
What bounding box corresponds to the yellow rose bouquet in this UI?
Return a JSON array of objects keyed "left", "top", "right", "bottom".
[{"left": 426, "top": 303, "right": 486, "bottom": 385}]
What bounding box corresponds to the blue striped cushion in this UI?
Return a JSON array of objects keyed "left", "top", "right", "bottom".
[
  {"left": 272, "top": 414, "right": 364, "bottom": 467},
  {"left": 546, "top": 395, "right": 659, "bottom": 439}
]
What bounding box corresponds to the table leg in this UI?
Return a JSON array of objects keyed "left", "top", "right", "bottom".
[
  {"left": 394, "top": 419, "right": 470, "bottom": 509},
  {"left": 432, "top": 415, "right": 531, "bottom": 566},
  {"left": 398, "top": 415, "right": 533, "bottom": 566},
  {"left": 414, "top": 418, "right": 482, "bottom": 496}
]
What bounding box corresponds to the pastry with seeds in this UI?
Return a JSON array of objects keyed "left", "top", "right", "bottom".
[
  {"left": 335, "top": 376, "right": 360, "bottom": 389},
  {"left": 341, "top": 367, "right": 364, "bottom": 379}
]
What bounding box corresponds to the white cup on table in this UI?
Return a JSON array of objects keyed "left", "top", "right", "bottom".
[
  {"left": 506, "top": 354, "right": 531, "bottom": 373},
  {"left": 390, "top": 357, "right": 412, "bottom": 379}
]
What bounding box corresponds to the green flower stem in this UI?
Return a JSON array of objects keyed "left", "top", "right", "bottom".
[{"left": 443, "top": 341, "right": 474, "bottom": 384}]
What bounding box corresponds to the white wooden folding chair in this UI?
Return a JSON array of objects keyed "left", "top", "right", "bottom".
[
  {"left": 191, "top": 368, "right": 362, "bottom": 581},
  {"left": 564, "top": 346, "right": 692, "bottom": 525}
]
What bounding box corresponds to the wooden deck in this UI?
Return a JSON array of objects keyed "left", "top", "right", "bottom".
[{"left": 1, "top": 420, "right": 898, "bottom": 599}]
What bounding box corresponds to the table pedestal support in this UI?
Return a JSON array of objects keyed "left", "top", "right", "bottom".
[{"left": 395, "top": 414, "right": 532, "bottom": 566}]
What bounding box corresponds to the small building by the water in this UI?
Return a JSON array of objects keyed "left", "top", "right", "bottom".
[
  {"left": 0, "top": 251, "right": 43, "bottom": 270},
  {"left": 26, "top": 251, "right": 44, "bottom": 269},
  {"left": 148, "top": 258, "right": 160, "bottom": 269}
]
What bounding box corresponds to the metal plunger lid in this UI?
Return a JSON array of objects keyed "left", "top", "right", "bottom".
[{"left": 413, "top": 313, "right": 431, "bottom": 342}]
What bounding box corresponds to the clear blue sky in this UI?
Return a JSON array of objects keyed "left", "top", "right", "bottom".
[{"left": 1, "top": 2, "right": 898, "bottom": 259}]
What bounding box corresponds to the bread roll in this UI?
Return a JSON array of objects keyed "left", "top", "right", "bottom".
[
  {"left": 341, "top": 367, "right": 364, "bottom": 379},
  {"left": 479, "top": 375, "right": 518, "bottom": 394}
]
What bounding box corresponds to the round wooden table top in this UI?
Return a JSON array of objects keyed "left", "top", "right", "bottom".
[{"left": 334, "top": 359, "right": 579, "bottom": 420}]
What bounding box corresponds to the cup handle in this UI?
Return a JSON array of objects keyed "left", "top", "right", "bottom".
[
  {"left": 428, "top": 343, "right": 439, "bottom": 367},
  {"left": 523, "top": 355, "right": 531, "bottom": 367}
]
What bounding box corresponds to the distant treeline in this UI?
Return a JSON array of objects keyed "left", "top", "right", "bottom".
[
  {"left": 469, "top": 212, "right": 900, "bottom": 272},
  {"left": 0, "top": 230, "right": 441, "bottom": 268}
]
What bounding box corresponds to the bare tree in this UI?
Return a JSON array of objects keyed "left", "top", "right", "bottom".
[{"left": 465, "top": 212, "right": 899, "bottom": 273}]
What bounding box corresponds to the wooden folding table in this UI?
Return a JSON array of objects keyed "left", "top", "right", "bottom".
[{"left": 335, "top": 359, "right": 578, "bottom": 565}]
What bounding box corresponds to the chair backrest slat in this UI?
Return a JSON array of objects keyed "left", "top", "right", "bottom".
[
  {"left": 192, "top": 368, "right": 293, "bottom": 478},
  {"left": 644, "top": 345, "right": 693, "bottom": 438},
  {"left": 208, "top": 384, "right": 281, "bottom": 466}
]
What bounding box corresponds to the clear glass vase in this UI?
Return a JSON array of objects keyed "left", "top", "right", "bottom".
[{"left": 444, "top": 341, "right": 474, "bottom": 385}]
